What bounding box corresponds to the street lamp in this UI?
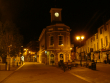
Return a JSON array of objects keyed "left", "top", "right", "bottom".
[
  {"left": 76, "top": 36, "right": 84, "bottom": 40},
  {"left": 76, "top": 35, "right": 84, "bottom": 66}
]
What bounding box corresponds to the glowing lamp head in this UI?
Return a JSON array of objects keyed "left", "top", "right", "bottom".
[
  {"left": 76, "top": 36, "right": 84, "bottom": 40},
  {"left": 76, "top": 36, "right": 80, "bottom": 40},
  {"left": 81, "top": 36, "right": 84, "bottom": 40}
]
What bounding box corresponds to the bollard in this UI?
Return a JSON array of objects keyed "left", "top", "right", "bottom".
[{"left": 91, "top": 62, "right": 96, "bottom": 70}]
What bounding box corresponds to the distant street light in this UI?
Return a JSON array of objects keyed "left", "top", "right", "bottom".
[
  {"left": 70, "top": 48, "right": 72, "bottom": 50},
  {"left": 76, "top": 35, "right": 85, "bottom": 66}
]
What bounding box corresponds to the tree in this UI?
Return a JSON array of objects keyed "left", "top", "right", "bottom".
[{"left": 0, "top": 20, "right": 23, "bottom": 58}]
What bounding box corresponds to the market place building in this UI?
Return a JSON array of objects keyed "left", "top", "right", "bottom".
[{"left": 38, "top": 8, "right": 71, "bottom": 65}]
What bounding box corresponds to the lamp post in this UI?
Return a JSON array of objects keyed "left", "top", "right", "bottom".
[{"left": 76, "top": 36, "right": 84, "bottom": 66}]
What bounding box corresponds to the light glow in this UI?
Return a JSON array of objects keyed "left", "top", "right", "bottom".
[
  {"left": 76, "top": 36, "right": 84, "bottom": 40},
  {"left": 54, "top": 12, "right": 59, "bottom": 17},
  {"left": 81, "top": 36, "right": 84, "bottom": 40},
  {"left": 76, "top": 36, "right": 80, "bottom": 40},
  {"left": 70, "top": 48, "right": 72, "bottom": 50},
  {"left": 61, "top": 44, "right": 63, "bottom": 46}
]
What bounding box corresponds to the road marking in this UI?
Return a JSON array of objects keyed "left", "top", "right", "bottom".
[
  {"left": 15, "top": 63, "right": 25, "bottom": 71},
  {"left": 70, "top": 72, "right": 92, "bottom": 83}
]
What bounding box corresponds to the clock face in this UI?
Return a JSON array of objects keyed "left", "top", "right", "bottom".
[{"left": 54, "top": 12, "right": 59, "bottom": 17}]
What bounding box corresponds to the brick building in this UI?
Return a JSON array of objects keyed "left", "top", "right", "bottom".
[{"left": 38, "top": 8, "right": 71, "bottom": 65}]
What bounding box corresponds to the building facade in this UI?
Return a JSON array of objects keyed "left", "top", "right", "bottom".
[
  {"left": 38, "top": 8, "right": 71, "bottom": 65},
  {"left": 76, "top": 19, "right": 110, "bottom": 63},
  {"left": 24, "top": 41, "right": 39, "bottom": 62}
]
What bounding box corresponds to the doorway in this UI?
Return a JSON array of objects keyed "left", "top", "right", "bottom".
[
  {"left": 60, "top": 54, "right": 63, "bottom": 62},
  {"left": 50, "top": 54, "right": 54, "bottom": 65}
]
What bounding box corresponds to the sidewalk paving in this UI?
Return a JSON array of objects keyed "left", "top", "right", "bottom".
[
  {"left": 0, "top": 63, "right": 25, "bottom": 82},
  {"left": 1, "top": 62, "right": 110, "bottom": 83},
  {"left": 69, "top": 62, "right": 110, "bottom": 83}
]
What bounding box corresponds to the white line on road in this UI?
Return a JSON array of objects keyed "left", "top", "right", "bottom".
[
  {"left": 15, "top": 63, "right": 25, "bottom": 71},
  {"left": 70, "top": 72, "right": 92, "bottom": 83}
]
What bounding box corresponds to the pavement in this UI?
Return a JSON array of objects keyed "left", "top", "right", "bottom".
[
  {"left": 0, "top": 62, "right": 89, "bottom": 83},
  {"left": 0, "top": 63, "right": 25, "bottom": 82},
  {"left": 0, "top": 62, "right": 110, "bottom": 83},
  {"left": 69, "top": 62, "right": 110, "bottom": 83}
]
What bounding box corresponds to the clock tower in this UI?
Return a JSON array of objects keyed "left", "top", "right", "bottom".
[
  {"left": 39, "top": 8, "right": 71, "bottom": 65},
  {"left": 50, "top": 8, "right": 62, "bottom": 23}
]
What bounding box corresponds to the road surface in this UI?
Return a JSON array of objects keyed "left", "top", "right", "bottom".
[{"left": 1, "top": 62, "right": 89, "bottom": 83}]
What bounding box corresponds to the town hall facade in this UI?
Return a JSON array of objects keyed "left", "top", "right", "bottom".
[{"left": 38, "top": 8, "right": 71, "bottom": 65}]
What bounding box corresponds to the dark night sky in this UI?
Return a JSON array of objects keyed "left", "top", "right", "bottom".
[{"left": 0, "top": 0, "right": 110, "bottom": 46}]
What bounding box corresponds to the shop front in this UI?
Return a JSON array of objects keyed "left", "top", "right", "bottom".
[{"left": 106, "top": 50, "right": 110, "bottom": 64}]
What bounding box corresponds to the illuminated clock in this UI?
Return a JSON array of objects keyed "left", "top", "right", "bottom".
[{"left": 54, "top": 12, "right": 59, "bottom": 17}]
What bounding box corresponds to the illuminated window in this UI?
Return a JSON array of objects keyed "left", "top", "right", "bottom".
[
  {"left": 59, "top": 35, "right": 63, "bottom": 45},
  {"left": 105, "top": 36, "right": 108, "bottom": 46},
  {"left": 50, "top": 36, "right": 54, "bottom": 46}
]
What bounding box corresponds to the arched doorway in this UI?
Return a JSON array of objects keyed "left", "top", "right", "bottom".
[
  {"left": 58, "top": 52, "right": 66, "bottom": 62},
  {"left": 60, "top": 54, "right": 63, "bottom": 62},
  {"left": 50, "top": 54, "right": 55, "bottom": 65}
]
